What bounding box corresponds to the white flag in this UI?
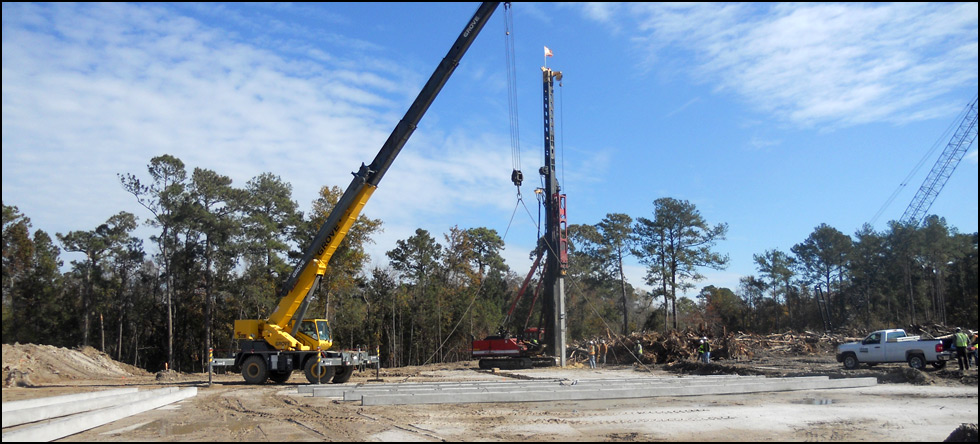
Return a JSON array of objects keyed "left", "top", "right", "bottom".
[{"left": 544, "top": 46, "right": 553, "bottom": 57}]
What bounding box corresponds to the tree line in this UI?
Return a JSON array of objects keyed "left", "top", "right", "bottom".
[
  {"left": 569, "top": 205, "right": 977, "bottom": 337},
  {"left": 3, "top": 155, "right": 977, "bottom": 373}
]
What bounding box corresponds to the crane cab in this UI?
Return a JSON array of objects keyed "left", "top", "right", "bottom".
[
  {"left": 233, "top": 318, "right": 333, "bottom": 351},
  {"left": 293, "top": 319, "right": 333, "bottom": 351}
]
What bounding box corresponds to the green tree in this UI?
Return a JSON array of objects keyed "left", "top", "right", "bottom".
[
  {"left": 698, "top": 285, "right": 745, "bottom": 334},
  {"left": 387, "top": 228, "right": 442, "bottom": 365},
  {"left": 753, "top": 249, "right": 795, "bottom": 329},
  {"left": 3, "top": 203, "right": 33, "bottom": 311},
  {"left": 634, "top": 198, "right": 728, "bottom": 330},
  {"left": 238, "top": 172, "right": 302, "bottom": 322},
  {"left": 186, "top": 168, "right": 240, "bottom": 365},
  {"left": 2, "top": 204, "right": 66, "bottom": 345},
  {"left": 120, "top": 154, "right": 188, "bottom": 368},
  {"left": 791, "top": 224, "right": 852, "bottom": 326},
  {"left": 57, "top": 212, "right": 138, "bottom": 349},
  {"left": 848, "top": 224, "right": 888, "bottom": 326}
]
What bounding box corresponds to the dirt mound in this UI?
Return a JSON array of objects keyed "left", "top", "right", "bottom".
[
  {"left": 945, "top": 424, "right": 978, "bottom": 442},
  {"left": 2, "top": 343, "right": 150, "bottom": 386}
]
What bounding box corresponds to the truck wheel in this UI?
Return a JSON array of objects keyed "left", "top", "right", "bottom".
[
  {"left": 842, "top": 354, "right": 859, "bottom": 370},
  {"left": 931, "top": 361, "right": 947, "bottom": 370},
  {"left": 242, "top": 355, "right": 269, "bottom": 384},
  {"left": 332, "top": 365, "right": 355, "bottom": 384},
  {"left": 907, "top": 354, "right": 926, "bottom": 370},
  {"left": 269, "top": 370, "right": 291, "bottom": 384},
  {"left": 304, "top": 357, "right": 335, "bottom": 384}
]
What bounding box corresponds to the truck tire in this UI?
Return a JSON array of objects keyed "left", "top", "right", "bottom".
[
  {"left": 931, "top": 361, "right": 947, "bottom": 370},
  {"left": 242, "top": 355, "right": 269, "bottom": 384},
  {"left": 842, "top": 354, "right": 859, "bottom": 370},
  {"left": 304, "top": 357, "right": 335, "bottom": 384},
  {"left": 907, "top": 354, "right": 926, "bottom": 370},
  {"left": 332, "top": 365, "right": 355, "bottom": 383}
]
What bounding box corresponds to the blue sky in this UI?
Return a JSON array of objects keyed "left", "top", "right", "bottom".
[{"left": 3, "top": 2, "right": 978, "bottom": 300}]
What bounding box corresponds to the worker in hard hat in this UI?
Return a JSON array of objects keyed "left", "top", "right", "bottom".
[
  {"left": 698, "top": 337, "right": 711, "bottom": 364},
  {"left": 953, "top": 328, "right": 970, "bottom": 371}
]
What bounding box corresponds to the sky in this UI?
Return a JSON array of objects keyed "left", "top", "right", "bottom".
[{"left": 3, "top": 2, "right": 978, "bottom": 300}]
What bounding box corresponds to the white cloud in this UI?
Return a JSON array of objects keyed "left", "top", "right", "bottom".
[
  {"left": 1, "top": 3, "right": 524, "bottom": 269},
  {"left": 584, "top": 2, "right": 978, "bottom": 129}
]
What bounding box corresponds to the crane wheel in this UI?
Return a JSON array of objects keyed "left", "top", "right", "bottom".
[
  {"left": 304, "top": 357, "right": 335, "bottom": 384},
  {"left": 333, "top": 365, "right": 355, "bottom": 383},
  {"left": 242, "top": 355, "right": 269, "bottom": 384}
]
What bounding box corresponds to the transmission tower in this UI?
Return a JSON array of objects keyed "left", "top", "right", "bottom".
[{"left": 900, "top": 95, "right": 979, "bottom": 226}]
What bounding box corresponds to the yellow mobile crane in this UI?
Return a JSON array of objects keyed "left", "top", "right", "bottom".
[{"left": 228, "top": 2, "right": 501, "bottom": 384}]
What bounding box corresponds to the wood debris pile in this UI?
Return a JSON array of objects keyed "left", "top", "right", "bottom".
[{"left": 569, "top": 329, "right": 856, "bottom": 365}]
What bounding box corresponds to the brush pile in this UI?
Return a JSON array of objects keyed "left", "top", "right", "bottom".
[{"left": 569, "top": 329, "right": 859, "bottom": 365}]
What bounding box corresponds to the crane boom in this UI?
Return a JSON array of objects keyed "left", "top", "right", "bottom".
[
  {"left": 269, "top": 2, "right": 500, "bottom": 332},
  {"left": 230, "top": 2, "right": 501, "bottom": 385},
  {"left": 900, "top": 95, "right": 979, "bottom": 226}
]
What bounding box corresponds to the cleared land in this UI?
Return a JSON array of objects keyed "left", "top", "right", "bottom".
[{"left": 2, "top": 343, "right": 977, "bottom": 442}]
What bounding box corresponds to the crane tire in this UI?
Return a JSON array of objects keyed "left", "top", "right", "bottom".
[
  {"left": 333, "top": 365, "right": 355, "bottom": 384},
  {"left": 304, "top": 357, "right": 335, "bottom": 384},
  {"left": 242, "top": 355, "right": 269, "bottom": 385}
]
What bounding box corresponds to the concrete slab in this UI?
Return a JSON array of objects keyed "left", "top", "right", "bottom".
[
  {"left": 2, "top": 388, "right": 177, "bottom": 428},
  {"left": 305, "top": 375, "right": 770, "bottom": 397},
  {"left": 330, "top": 376, "right": 793, "bottom": 401},
  {"left": 1, "top": 387, "right": 197, "bottom": 442},
  {"left": 358, "top": 377, "right": 877, "bottom": 406},
  {"left": 1, "top": 388, "right": 139, "bottom": 413}
]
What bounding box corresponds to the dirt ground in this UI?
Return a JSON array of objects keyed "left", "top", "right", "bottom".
[{"left": 2, "top": 343, "right": 978, "bottom": 442}]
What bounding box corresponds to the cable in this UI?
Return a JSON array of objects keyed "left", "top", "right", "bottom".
[{"left": 504, "top": 2, "right": 523, "bottom": 193}]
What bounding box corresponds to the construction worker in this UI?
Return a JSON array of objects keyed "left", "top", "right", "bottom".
[
  {"left": 598, "top": 339, "right": 608, "bottom": 366},
  {"left": 587, "top": 341, "right": 597, "bottom": 369},
  {"left": 971, "top": 332, "right": 978, "bottom": 368},
  {"left": 953, "top": 328, "right": 970, "bottom": 371},
  {"left": 698, "top": 337, "right": 711, "bottom": 364}
]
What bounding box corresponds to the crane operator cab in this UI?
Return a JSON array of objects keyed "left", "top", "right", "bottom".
[
  {"left": 234, "top": 318, "right": 333, "bottom": 352},
  {"left": 294, "top": 319, "right": 333, "bottom": 351}
]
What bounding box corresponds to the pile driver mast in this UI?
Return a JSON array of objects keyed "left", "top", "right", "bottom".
[
  {"left": 470, "top": 61, "right": 569, "bottom": 370},
  {"left": 539, "top": 66, "right": 568, "bottom": 367}
]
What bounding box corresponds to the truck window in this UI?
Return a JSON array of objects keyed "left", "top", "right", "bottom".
[
  {"left": 863, "top": 332, "right": 882, "bottom": 345},
  {"left": 886, "top": 331, "right": 906, "bottom": 342}
]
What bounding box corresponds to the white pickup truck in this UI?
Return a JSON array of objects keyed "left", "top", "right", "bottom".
[{"left": 836, "top": 329, "right": 951, "bottom": 370}]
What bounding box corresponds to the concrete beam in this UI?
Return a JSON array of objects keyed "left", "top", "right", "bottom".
[
  {"left": 358, "top": 377, "right": 877, "bottom": 406},
  {"left": 1, "top": 387, "right": 197, "bottom": 442},
  {"left": 303, "top": 375, "right": 769, "bottom": 397},
  {"left": 2, "top": 388, "right": 139, "bottom": 414},
  {"left": 328, "top": 376, "right": 783, "bottom": 401},
  {"left": 3, "top": 388, "right": 177, "bottom": 428}
]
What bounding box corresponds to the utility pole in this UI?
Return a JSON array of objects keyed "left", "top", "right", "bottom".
[{"left": 539, "top": 66, "right": 568, "bottom": 367}]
